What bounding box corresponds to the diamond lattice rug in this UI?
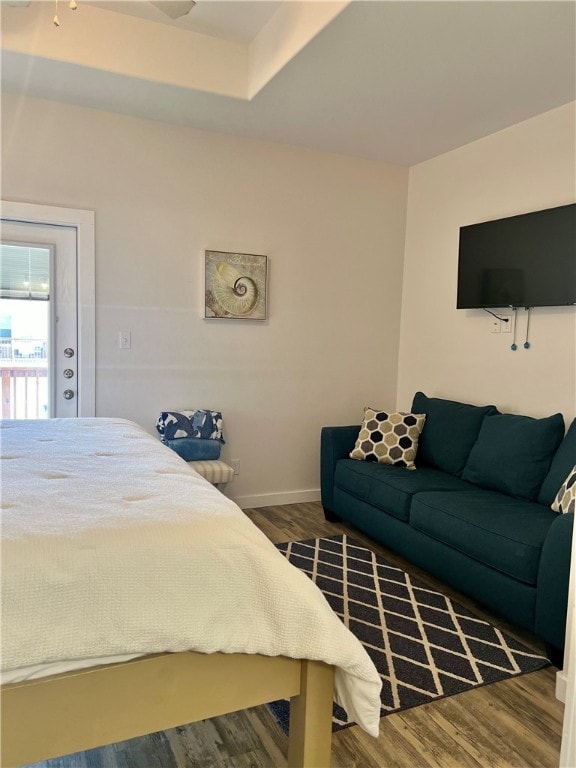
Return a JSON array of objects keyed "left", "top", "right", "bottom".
[{"left": 269, "top": 534, "right": 549, "bottom": 733}]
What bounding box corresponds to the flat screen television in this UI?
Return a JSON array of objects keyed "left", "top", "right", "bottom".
[{"left": 457, "top": 203, "right": 576, "bottom": 309}]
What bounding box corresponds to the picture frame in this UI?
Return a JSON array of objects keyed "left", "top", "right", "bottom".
[{"left": 204, "top": 250, "right": 268, "bottom": 320}]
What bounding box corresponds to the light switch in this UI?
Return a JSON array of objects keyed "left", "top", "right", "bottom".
[{"left": 118, "top": 330, "right": 131, "bottom": 349}]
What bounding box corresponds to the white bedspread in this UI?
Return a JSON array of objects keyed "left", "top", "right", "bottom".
[{"left": 0, "top": 418, "right": 382, "bottom": 737}]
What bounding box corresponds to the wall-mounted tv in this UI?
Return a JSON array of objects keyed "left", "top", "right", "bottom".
[{"left": 457, "top": 203, "right": 576, "bottom": 309}]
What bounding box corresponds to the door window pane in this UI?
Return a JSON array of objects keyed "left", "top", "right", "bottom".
[{"left": 0, "top": 245, "right": 50, "bottom": 419}]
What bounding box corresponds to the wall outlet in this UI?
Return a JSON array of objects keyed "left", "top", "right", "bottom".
[
  {"left": 501, "top": 315, "right": 512, "bottom": 333},
  {"left": 491, "top": 319, "right": 501, "bottom": 334},
  {"left": 231, "top": 459, "right": 240, "bottom": 475}
]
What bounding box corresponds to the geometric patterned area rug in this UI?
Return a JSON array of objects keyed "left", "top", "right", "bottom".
[{"left": 269, "top": 534, "right": 549, "bottom": 733}]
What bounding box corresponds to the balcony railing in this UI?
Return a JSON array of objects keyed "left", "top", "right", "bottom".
[
  {"left": 0, "top": 337, "right": 47, "bottom": 362},
  {"left": 0, "top": 339, "right": 48, "bottom": 419}
]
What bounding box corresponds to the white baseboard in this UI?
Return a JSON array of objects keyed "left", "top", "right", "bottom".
[
  {"left": 231, "top": 488, "right": 321, "bottom": 510},
  {"left": 557, "top": 668, "right": 567, "bottom": 703}
]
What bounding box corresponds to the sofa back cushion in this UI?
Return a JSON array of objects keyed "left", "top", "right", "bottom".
[
  {"left": 538, "top": 418, "right": 576, "bottom": 506},
  {"left": 462, "top": 412, "right": 565, "bottom": 500},
  {"left": 411, "top": 392, "right": 497, "bottom": 476}
]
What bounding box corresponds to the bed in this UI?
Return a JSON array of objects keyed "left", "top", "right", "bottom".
[{"left": 0, "top": 418, "right": 382, "bottom": 767}]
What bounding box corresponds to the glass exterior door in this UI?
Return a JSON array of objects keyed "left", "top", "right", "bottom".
[{"left": 0, "top": 222, "right": 78, "bottom": 418}]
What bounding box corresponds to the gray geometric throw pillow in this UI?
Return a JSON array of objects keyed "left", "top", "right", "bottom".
[
  {"left": 350, "top": 407, "right": 426, "bottom": 470},
  {"left": 552, "top": 465, "right": 576, "bottom": 514}
]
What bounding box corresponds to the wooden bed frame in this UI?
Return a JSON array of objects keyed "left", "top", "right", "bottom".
[{"left": 1, "top": 650, "right": 335, "bottom": 768}]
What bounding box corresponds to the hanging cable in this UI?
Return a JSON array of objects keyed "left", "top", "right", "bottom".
[
  {"left": 510, "top": 308, "right": 518, "bottom": 350},
  {"left": 483, "top": 307, "right": 510, "bottom": 324},
  {"left": 524, "top": 307, "right": 531, "bottom": 349}
]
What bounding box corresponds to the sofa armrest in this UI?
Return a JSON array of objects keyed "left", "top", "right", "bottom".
[
  {"left": 536, "top": 511, "right": 573, "bottom": 655},
  {"left": 320, "top": 425, "right": 359, "bottom": 516}
]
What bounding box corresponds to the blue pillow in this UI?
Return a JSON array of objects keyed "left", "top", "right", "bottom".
[
  {"left": 156, "top": 410, "right": 225, "bottom": 443},
  {"left": 165, "top": 438, "right": 221, "bottom": 462},
  {"left": 411, "top": 392, "right": 497, "bottom": 476},
  {"left": 462, "top": 412, "right": 565, "bottom": 500}
]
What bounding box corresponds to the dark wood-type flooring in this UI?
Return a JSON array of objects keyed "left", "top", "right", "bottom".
[{"left": 35, "top": 501, "right": 564, "bottom": 768}]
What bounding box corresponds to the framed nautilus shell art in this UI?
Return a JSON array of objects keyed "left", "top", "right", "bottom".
[{"left": 205, "top": 250, "right": 268, "bottom": 320}]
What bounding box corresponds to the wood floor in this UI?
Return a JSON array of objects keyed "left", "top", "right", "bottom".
[{"left": 34, "top": 501, "right": 564, "bottom": 768}]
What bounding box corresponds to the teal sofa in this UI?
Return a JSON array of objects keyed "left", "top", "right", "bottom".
[{"left": 321, "top": 392, "right": 575, "bottom": 663}]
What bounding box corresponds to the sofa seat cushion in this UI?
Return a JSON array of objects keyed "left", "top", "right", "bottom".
[
  {"left": 410, "top": 490, "right": 559, "bottom": 585},
  {"left": 334, "top": 459, "right": 474, "bottom": 522}
]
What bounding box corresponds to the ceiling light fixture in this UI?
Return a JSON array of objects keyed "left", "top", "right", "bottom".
[
  {"left": 151, "top": 1, "right": 196, "bottom": 19},
  {"left": 50, "top": 0, "right": 195, "bottom": 27},
  {"left": 53, "top": 0, "right": 76, "bottom": 27}
]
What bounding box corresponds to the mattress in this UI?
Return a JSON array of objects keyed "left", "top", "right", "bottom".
[{"left": 0, "top": 418, "right": 382, "bottom": 736}]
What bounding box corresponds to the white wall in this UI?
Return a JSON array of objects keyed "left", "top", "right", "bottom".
[
  {"left": 398, "top": 103, "right": 576, "bottom": 426},
  {"left": 1, "top": 93, "right": 408, "bottom": 506}
]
